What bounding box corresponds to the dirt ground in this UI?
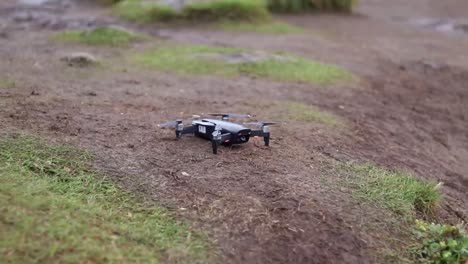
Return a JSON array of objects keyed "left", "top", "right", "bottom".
[{"left": 1, "top": 0, "right": 467, "bottom": 263}]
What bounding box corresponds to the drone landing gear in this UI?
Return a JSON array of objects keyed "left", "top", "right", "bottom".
[
  {"left": 251, "top": 130, "right": 270, "bottom": 147},
  {"left": 211, "top": 133, "right": 231, "bottom": 154},
  {"left": 211, "top": 140, "right": 220, "bottom": 154},
  {"left": 264, "top": 133, "right": 270, "bottom": 146}
]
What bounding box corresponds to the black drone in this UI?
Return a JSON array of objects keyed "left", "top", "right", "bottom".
[{"left": 159, "top": 113, "right": 275, "bottom": 154}]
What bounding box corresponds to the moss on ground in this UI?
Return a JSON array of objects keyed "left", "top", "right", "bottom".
[
  {"left": 114, "top": 0, "right": 269, "bottom": 23},
  {"left": 0, "top": 79, "right": 16, "bottom": 89},
  {"left": 55, "top": 27, "right": 142, "bottom": 46},
  {"left": 268, "top": 0, "right": 357, "bottom": 13},
  {"left": 219, "top": 21, "right": 304, "bottom": 34},
  {"left": 113, "top": 0, "right": 356, "bottom": 23}
]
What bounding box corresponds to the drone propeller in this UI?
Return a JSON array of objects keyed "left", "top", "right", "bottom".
[
  {"left": 158, "top": 115, "right": 201, "bottom": 128},
  {"left": 209, "top": 113, "right": 251, "bottom": 119},
  {"left": 244, "top": 122, "right": 276, "bottom": 127},
  {"left": 158, "top": 119, "right": 184, "bottom": 128}
]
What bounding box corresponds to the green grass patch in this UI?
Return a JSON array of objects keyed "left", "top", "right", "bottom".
[
  {"left": 268, "top": 0, "right": 358, "bottom": 13},
  {"left": 411, "top": 220, "right": 468, "bottom": 263},
  {"left": 113, "top": 0, "right": 357, "bottom": 22},
  {"left": 55, "top": 27, "right": 141, "bottom": 46},
  {"left": 183, "top": 0, "right": 269, "bottom": 21},
  {"left": 239, "top": 56, "right": 354, "bottom": 85},
  {"left": 0, "top": 79, "right": 16, "bottom": 89},
  {"left": 0, "top": 135, "right": 215, "bottom": 263},
  {"left": 114, "top": 0, "right": 180, "bottom": 23},
  {"left": 134, "top": 44, "right": 354, "bottom": 85},
  {"left": 136, "top": 45, "right": 243, "bottom": 76},
  {"left": 95, "top": 0, "right": 121, "bottom": 5},
  {"left": 279, "top": 101, "right": 344, "bottom": 127},
  {"left": 219, "top": 21, "right": 304, "bottom": 34},
  {"left": 114, "top": 0, "right": 270, "bottom": 23},
  {"left": 343, "top": 163, "right": 441, "bottom": 217}
]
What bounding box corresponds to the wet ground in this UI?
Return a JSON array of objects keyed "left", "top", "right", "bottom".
[{"left": 1, "top": 0, "right": 467, "bottom": 263}]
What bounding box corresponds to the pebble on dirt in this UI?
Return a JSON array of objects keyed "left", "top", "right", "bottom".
[{"left": 60, "top": 52, "right": 98, "bottom": 67}]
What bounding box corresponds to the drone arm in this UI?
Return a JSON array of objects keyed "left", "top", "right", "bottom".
[
  {"left": 176, "top": 125, "right": 197, "bottom": 138},
  {"left": 250, "top": 130, "right": 265, "bottom": 137},
  {"left": 250, "top": 130, "right": 270, "bottom": 146}
]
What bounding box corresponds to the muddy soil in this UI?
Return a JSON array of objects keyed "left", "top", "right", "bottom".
[{"left": 1, "top": 0, "right": 467, "bottom": 263}]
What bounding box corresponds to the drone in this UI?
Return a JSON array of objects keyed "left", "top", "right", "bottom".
[{"left": 159, "top": 113, "right": 275, "bottom": 154}]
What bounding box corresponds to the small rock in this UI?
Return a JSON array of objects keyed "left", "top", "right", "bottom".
[
  {"left": 0, "top": 24, "right": 8, "bottom": 39},
  {"left": 461, "top": 176, "right": 468, "bottom": 188},
  {"left": 85, "top": 91, "right": 97, "bottom": 96},
  {"left": 13, "top": 11, "right": 35, "bottom": 22},
  {"left": 418, "top": 60, "right": 449, "bottom": 71},
  {"left": 181, "top": 171, "right": 190, "bottom": 176},
  {"left": 61, "top": 52, "right": 98, "bottom": 67},
  {"left": 19, "top": 0, "right": 49, "bottom": 6},
  {"left": 455, "top": 23, "right": 468, "bottom": 33},
  {"left": 33, "top": 61, "right": 42, "bottom": 69},
  {"left": 30, "top": 90, "right": 40, "bottom": 96},
  {"left": 193, "top": 51, "right": 293, "bottom": 65}
]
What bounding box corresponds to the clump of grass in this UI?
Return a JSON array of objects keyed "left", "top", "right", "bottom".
[
  {"left": 268, "top": 0, "right": 357, "bottom": 13},
  {"left": 0, "top": 135, "right": 215, "bottom": 263},
  {"left": 219, "top": 21, "right": 304, "bottom": 34},
  {"left": 343, "top": 163, "right": 441, "bottom": 217},
  {"left": 0, "top": 79, "right": 16, "bottom": 89},
  {"left": 115, "top": 0, "right": 180, "bottom": 22},
  {"left": 56, "top": 27, "right": 141, "bottom": 46},
  {"left": 95, "top": 0, "right": 121, "bottom": 5},
  {"left": 113, "top": 0, "right": 357, "bottom": 21},
  {"left": 279, "top": 101, "right": 344, "bottom": 127},
  {"left": 411, "top": 220, "right": 468, "bottom": 263},
  {"left": 134, "top": 44, "right": 354, "bottom": 85},
  {"left": 135, "top": 45, "right": 243, "bottom": 76},
  {"left": 115, "top": 0, "right": 269, "bottom": 23},
  {"left": 183, "top": 0, "right": 269, "bottom": 21},
  {"left": 238, "top": 55, "right": 354, "bottom": 85}
]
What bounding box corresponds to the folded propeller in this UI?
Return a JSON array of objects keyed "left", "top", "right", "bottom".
[{"left": 243, "top": 122, "right": 276, "bottom": 127}]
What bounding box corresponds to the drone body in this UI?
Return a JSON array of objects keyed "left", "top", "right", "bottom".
[{"left": 159, "top": 114, "right": 274, "bottom": 154}]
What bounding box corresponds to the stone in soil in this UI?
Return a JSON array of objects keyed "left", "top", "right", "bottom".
[
  {"left": 409, "top": 17, "right": 468, "bottom": 35},
  {"left": 61, "top": 52, "right": 98, "bottom": 67},
  {"left": 193, "top": 51, "right": 293, "bottom": 64}
]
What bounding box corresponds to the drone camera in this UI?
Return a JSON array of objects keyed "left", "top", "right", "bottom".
[{"left": 263, "top": 125, "right": 270, "bottom": 133}]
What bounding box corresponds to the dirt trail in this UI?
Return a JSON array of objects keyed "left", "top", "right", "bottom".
[{"left": 1, "top": 0, "right": 467, "bottom": 263}]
